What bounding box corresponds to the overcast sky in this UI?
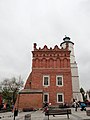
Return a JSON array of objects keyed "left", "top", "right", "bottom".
[{"left": 0, "top": 0, "right": 90, "bottom": 91}]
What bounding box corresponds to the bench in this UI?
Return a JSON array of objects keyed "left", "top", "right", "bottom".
[{"left": 45, "top": 108, "right": 71, "bottom": 120}]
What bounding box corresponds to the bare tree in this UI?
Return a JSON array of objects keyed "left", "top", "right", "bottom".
[{"left": 0, "top": 76, "right": 24, "bottom": 105}]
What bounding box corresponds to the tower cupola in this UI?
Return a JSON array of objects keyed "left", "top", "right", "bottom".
[
  {"left": 60, "top": 36, "right": 75, "bottom": 63},
  {"left": 63, "top": 36, "right": 70, "bottom": 41}
]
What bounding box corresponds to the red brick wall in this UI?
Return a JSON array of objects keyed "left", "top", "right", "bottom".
[
  {"left": 30, "top": 69, "right": 72, "bottom": 105},
  {"left": 17, "top": 43, "right": 73, "bottom": 109},
  {"left": 15, "top": 93, "right": 43, "bottom": 110}
]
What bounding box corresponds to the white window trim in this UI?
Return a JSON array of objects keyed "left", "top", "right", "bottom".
[
  {"left": 57, "top": 93, "right": 64, "bottom": 103},
  {"left": 43, "top": 93, "right": 49, "bottom": 103},
  {"left": 43, "top": 75, "right": 50, "bottom": 86},
  {"left": 56, "top": 75, "right": 63, "bottom": 86}
]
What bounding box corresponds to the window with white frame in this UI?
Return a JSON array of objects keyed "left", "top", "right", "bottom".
[
  {"left": 57, "top": 93, "right": 64, "bottom": 103},
  {"left": 43, "top": 75, "right": 50, "bottom": 86},
  {"left": 56, "top": 75, "right": 63, "bottom": 86},
  {"left": 43, "top": 93, "right": 49, "bottom": 103}
]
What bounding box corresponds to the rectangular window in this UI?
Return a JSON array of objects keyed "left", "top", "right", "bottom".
[
  {"left": 57, "top": 93, "right": 64, "bottom": 103},
  {"left": 43, "top": 93, "right": 49, "bottom": 103},
  {"left": 56, "top": 75, "right": 63, "bottom": 86},
  {"left": 43, "top": 75, "right": 50, "bottom": 86}
]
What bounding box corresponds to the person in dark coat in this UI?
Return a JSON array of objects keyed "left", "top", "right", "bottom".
[
  {"left": 14, "top": 108, "right": 18, "bottom": 120},
  {"left": 43, "top": 102, "right": 49, "bottom": 113}
]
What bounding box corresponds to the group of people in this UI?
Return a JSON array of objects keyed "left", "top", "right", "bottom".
[
  {"left": 73, "top": 100, "right": 86, "bottom": 111},
  {"left": 43, "top": 100, "right": 87, "bottom": 113}
]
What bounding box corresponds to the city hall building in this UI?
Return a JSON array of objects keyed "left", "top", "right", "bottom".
[{"left": 15, "top": 36, "right": 81, "bottom": 110}]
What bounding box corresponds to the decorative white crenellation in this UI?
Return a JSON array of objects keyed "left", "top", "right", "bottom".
[{"left": 60, "top": 36, "right": 82, "bottom": 101}]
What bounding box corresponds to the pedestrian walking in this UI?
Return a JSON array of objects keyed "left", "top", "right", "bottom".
[
  {"left": 43, "top": 102, "right": 49, "bottom": 113},
  {"left": 73, "top": 101, "right": 78, "bottom": 111},
  {"left": 14, "top": 108, "right": 18, "bottom": 120}
]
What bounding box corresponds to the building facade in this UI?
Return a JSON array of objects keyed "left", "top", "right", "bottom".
[
  {"left": 15, "top": 36, "right": 81, "bottom": 110},
  {"left": 60, "top": 37, "right": 81, "bottom": 101}
]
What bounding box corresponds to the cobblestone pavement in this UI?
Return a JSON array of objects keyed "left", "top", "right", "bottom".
[{"left": 0, "top": 108, "right": 90, "bottom": 120}]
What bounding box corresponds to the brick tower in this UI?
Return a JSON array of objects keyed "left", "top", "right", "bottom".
[{"left": 15, "top": 38, "right": 73, "bottom": 110}]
